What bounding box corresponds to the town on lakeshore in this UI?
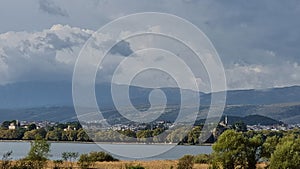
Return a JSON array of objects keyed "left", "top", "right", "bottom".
[{"left": 1, "top": 116, "right": 300, "bottom": 144}]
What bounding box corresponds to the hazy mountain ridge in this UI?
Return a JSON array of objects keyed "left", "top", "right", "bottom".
[
  {"left": 0, "top": 102, "right": 299, "bottom": 124},
  {"left": 0, "top": 82, "right": 300, "bottom": 124},
  {"left": 1, "top": 82, "right": 300, "bottom": 108}
]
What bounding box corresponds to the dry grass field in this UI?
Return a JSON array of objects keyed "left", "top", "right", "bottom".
[
  {"left": 2, "top": 160, "right": 267, "bottom": 169},
  {"left": 47, "top": 161, "right": 267, "bottom": 169},
  {"left": 45, "top": 160, "right": 210, "bottom": 169}
]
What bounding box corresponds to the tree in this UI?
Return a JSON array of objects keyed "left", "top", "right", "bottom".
[
  {"left": 88, "top": 151, "right": 118, "bottom": 162},
  {"left": 232, "top": 121, "right": 247, "bottom": 132},
  {"left": 46, "top": 128, "right": 62, "bottom": 141},
  {"left": 62, "top": 152, "right": 79, "bottom": 169},
  {"left": 1, "top": 151, "right": 13, "bottom": 169},
  {"left": 77, "top": 128, "right": 90, "bottom": 141},
  {"left": 23, "top": 129, "right": 42, "bottom": 140},
  {"left": 212, "top": 130, "right": 262, "bottom": 169},
  {"left": 63, "top": 130, "right": 77, "bottom": 141},
  {"left": 246, "top": 134, "right": 263, "bottom": 169},
  {"left": 78, "top": 153, "right": 92, "bottom": 169},
  {"left": 78, "top": 151, "right": 118, "bottom": 169},
  {"left": 187, "top": 126, "right": 201, "bottom": 144},
  {"left": 25, "top": 136, "right": 51, "bottom": 169},
  {"left": 27, "top": 124, "right": 37, "bottom": 131},
  {"left": 62, "top": 152, "right": 79, "bottom": 162},
  {"left": 269, "top": 136, "right": 300, "bottom": 169},
  {"left": 177, "top": 155, "right": 194, "bottom": 169},
  {"left": 261, "top": 135, "right": 280, "bottom": 160},
  {"left": 1, "top": 121, "right": 11, "bottom": 129}
]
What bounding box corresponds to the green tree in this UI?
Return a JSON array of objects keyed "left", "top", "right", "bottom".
[
  {"left": 166, "top": 126, "right": 190, "bottom": 143},
  {"left": 24, "top": 136, "right": 51, "bottom": 169},
  {"left": 76, "top": 128, "right": 90, "bottom": 141},
  {"left": 23, "top": 129, "right": 40, "bottom": 140},
  {"left": 27, "top": 124, "right": 37, "bottom": 131},
  {"left": 177, "top": 155, "right": 194, "bottom": 169},
  {"left": 0, "top": 129, "right": 24, "bottom": 140},
  {"left": 88, "top": 151, "right": 118, "bottom": 162},
  {"left": 63, "top": 130, "right": 77, "bottom": 141},
  {"left": 78, "top": 151, "right": 118, "bottom": 169},
  {"left": 261, "top": 135, "right": 280, "bottom": 160},
  {"left": 1, "top": 121, "right": 11, "bottom": 129},
  {"left": 136, "top": 130, "right": 153, "bottom": 142},
  {"left": 46, "top": 128, "right": 62, "bottom": 141},
  {"left": 78, "top": 153, "right": 92, "bottom": 169},
  {"left": 187, "top": 126, "right": 201, "bottom": 144},
  {"left": 269, "top": 136, "right": 300, "bottom": 169},
  {"left": 62, "top": 152, "right": 79, "bottom": 169},
  {"left": 212, "top": 130, "right": 262, "bottom": 169},
  {"left": 232, "top": 121, "right": 247, "bottom": 132}
]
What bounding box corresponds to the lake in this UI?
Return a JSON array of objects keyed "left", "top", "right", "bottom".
[{"left": 0, "top": 141, "right": 212, "bottom": 160}]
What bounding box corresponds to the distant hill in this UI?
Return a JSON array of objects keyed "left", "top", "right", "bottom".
[
  {"left": 223, "top": 103, "right": 300, "bottom": 124},
  {"left": 0, "top": 81, "right": 300, "bottom": 109},
  {"left": 200, "top": 86, "right": 300, "bottom": 105},
  {"left": 0, "top": 103, "right": 298, "bottom": 124},
  {"left": 195, "top": 115, "right": 282, "bottom": 126},
  {"left": 0, "top": 82, "right": 300, "bottom": 124}
]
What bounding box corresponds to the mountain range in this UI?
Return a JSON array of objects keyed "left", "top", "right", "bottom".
[{"left": 0, "top": 81, "right": 300, "bottom": 124}]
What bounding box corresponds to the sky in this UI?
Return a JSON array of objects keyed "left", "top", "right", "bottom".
[{"left": 0, "top": 0, "right": 300, "bottom": 91}]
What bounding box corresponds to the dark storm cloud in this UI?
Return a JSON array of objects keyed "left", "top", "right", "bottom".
[
  {"left": 39, "top": 0, "right": 69, "bottom": 17},
  {"left": 109, "top": 40, "right": 133, "bottom": 57}
]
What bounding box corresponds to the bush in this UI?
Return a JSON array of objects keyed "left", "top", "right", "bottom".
[
  {"left": 193, "top": 154, "right": 211, "bottom": 164},
  {"left": 62, "top": 152, "right": 79, "bottom": 168},
  {"left": 125, "top": 164, "right": 145, "bottom": 169},
  {"left": 269, "top": 136, "right": 300, "bottom": 169},
  {"left": 1, "top": 151, "right": 13, "bottom": 169},
  {"left": 177, "top": 155, "right": 194, "bottom": 169},
  {"left": 78, "top": 154, "right": 92, "bottom": 169},
  {"left": 53, "top": 160, "right": 63, "bottom": 169},
  {"left": 78, "top": 151, "right": 118, "bottom": 169},
  {"left": 23, "top": 137, "right": 50, "bottom": 169},
  {"left": 11, "top": 160, "right": 36, "bottom": 169},
  {"left": 88, "top": 151, "right": 118, "bottom": 162}
]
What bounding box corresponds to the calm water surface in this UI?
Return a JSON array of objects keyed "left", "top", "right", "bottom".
[{"left": 0, "top": 141, "right": 212, "bottom": 160}]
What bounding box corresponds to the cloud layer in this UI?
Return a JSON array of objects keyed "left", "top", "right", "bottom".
[
  {"left": 0, "top": 24, "right": 299, "bottom": 91},
  {"left": 0, "top": 25, "right": 91, "bottom": 84},
  {"left": 39, "top": 0, "right": 69, "bottom": 17},
  {"left": 0, "top": 1, "right": 300, "bottom": 91}
]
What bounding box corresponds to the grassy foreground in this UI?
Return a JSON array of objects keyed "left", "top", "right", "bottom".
[{"left": 3, "top": 160, "right": 267, "bottom": 169}]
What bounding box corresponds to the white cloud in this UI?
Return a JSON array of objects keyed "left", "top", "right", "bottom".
[
  {"left": 1, "top": 24, "right": 300, "bottom": 92},
  {"left": 0, "top": 25, "right": 93, "bottom": 84},
  {"left": 1, "top": 0, "right": 300, "bottom": 92},
  {"left": 226, "top": 62, "right": 300, "bottom": 90}
]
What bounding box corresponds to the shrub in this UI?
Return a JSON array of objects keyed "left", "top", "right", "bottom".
[
  {"left": 78, "top": 151, "right": 118, "bottom": 169},
  {"left": 193, "top": 154, "right": 211, "bottom": 164},
  {"left": 1, "top": 151, "right": 13, "bottom": 169},
  {"left": 78, "top": 154, "right": 92, "bottom": 169},
  {"left": 269, "top": 137, "right": 300, "bottom": 169},
  {"left": 11, "top": 160, "right": 36, "bottom": 169},
  {"left": 24, "top": 136, "right": 50, "bottom": 169},
  {"left": 62, "top": 152, "right": 79, "bottom": 169},
  {"left": 88, "top": 151, "right": 118, "bottom": 162},
  {"left": 53, "top": 160, "right": 63, "bottom": 169},
  {"left": 177, "top": 155, "right": 194, "bottom": 169},
  {"left": 125, "top": 164, "right": 145, "bottom": 169}
]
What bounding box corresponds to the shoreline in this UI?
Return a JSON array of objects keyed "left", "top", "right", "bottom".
[{"left": 0, "top": 139, "right": 213, "bottom": 146}]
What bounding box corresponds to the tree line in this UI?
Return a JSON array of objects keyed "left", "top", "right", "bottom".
[
  {"left": 211, "top": 129, "right": 300, "bottom": 169},
  {"left": 0, "top": 121, "right": 90, "bottom": 142},
  {"left": 0, "top": 136, "right": 119, "bottom": 169}
]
